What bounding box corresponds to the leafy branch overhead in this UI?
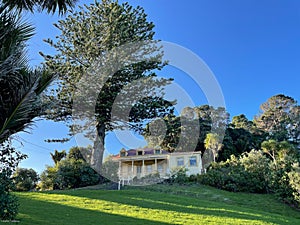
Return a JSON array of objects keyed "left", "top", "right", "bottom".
[
  {"left": 0, "top": 7, "right": 55, "bottom": 143},
  {"left": 1, "top": 0, "right": 78, "bottom": 15}
]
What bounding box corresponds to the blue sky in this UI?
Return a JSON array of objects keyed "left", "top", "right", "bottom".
[{"left": 17, "top": 0, "right": 300, "bottom": 172}]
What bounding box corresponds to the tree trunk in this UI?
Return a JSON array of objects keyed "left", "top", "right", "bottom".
[{"left": 90, "top": 123, "right": 105, "bottom": 174}]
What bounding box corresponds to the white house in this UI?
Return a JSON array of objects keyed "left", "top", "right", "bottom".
[{"left": 113, "top": 148, "right": 203, "bottom": 185}]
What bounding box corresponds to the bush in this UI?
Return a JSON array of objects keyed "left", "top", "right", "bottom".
[
  {"left": 39, "top": 158, "right": 101, "bottom": 190},
  {"left": 0, "top": 142, "right": 27, "bottom": 220},
  {"left": 199, "top": 150, "right": 271, "bottom": 193},
  {"left": 55, "top": 159, "right": 100, "bottom": 189},
  {"left": 168, "top": 167, "right": 189, "bottom": 184},
  {"left": 199, "top": 148, "right": 300, "bottom": 208},
  {"left": 270, "top": 156, "right": 300, "bottom": 207},
  {"left": 287, "top": 163, "right": 300, "bottom": 207}
]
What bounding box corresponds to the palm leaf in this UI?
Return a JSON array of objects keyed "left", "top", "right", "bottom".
[
  {"left": 0, "top": 7, "right": 55, "bottom": 143},
  {"left": 1, "top": 0, "right": 78, "bottom": 15}
]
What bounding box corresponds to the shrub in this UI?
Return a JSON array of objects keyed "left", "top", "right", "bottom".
[
  {"left": 55, "top": 159, "right": 100, "bottom": 189},
  {"left": 169, "top": 167, "right": 189, "bottom": 184},
  {"left": 39, "top": 159, "right": 100, "bottom": 190},
  {"left": 0, "top": 142, "right": 27, "bottom": 220},
  {"left": 199, "top": 150, "right": 271, "bottom": 193},
  {"left": 287, "top": 163, "right": 300, "bottom": 207},
  {"left": 0, "top": 189, "right": 19, "bottom": 221},
  {"left": 270, "top": 156, "right": 300, "bottom": 207}
]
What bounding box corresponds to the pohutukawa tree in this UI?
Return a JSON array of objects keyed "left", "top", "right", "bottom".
[{"left": 42, "top": 0, "right": 174, "bottom": 173}]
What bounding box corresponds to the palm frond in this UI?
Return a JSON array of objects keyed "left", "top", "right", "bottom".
[
  {"left": 40, "top": 0, "right": 78, "bottom": 15},
  {"left": 0, "top": 7, "right": 54, "bottom": 143},
  {"left": 0, "top": 72, "right": 39, "bottom": 142},
  {"left": 1, "top": 0, "right": 78, "bottom": 15}
]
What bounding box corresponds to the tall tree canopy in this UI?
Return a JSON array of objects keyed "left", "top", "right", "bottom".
[
  {"left": 43, "top": 0, "right": 174, "bottom": 172},
  {"left": 144, "top": 105, "right": 228, "bottom": 153},
  {"left": 254, "top": 94, "right": 299, "bottom": 142}
]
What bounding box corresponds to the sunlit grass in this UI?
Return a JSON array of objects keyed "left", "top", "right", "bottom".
[{"left": 3, "top": 184, "right": 300, "bottom": 225}]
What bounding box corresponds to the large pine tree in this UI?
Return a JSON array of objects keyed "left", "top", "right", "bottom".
[{"left": 43, "top": 0, "right": 174, "bottom": 172}]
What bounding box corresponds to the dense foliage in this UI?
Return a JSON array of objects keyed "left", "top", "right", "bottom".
[
  {"left": 200, "top": 140, "right": 300, "bottom": 207},
  {"left": 0, "top": 142, "right": 27, "bottom": 220},
  {"left": 146, "top": 94, "right": 300, "bottom": 208},
  {"left": 12, "top": 168, "right": 39, "bottom": 191},
  {"left": 39, "top": 147, "right": 101, "bottom": 190},
  {"left": 0, "top": 0, "right": 75, "bottom": 219},
  {"left": 199, "top": 150, "right": 271, "bottom": 193}
]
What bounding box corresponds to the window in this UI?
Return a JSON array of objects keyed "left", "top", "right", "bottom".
[
  {"left": 137, "top": 151, "right": 143, "bottom": 156},
  {"left": 177, "top": 157, "right": 184, "bottom": 166},
  {"left": 147, "top": 165, "right": 152, "bottom": 173},
  {"left": 155, "top": 149, "right": 161, "bottom": 154},
  {"left": 120, "top": 152, "right": 126, "bottom": 157},
  {"left": 157, "top": 164, "right": 163, "bottom": 173},
  {"left": 189, "top": 156, "right": 197, "bottom": 166}
]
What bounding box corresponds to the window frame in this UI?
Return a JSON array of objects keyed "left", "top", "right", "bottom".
[
  {"left": 189, "top": 156, "right": 197, "bottom": 167},
  {"left": 177, "top": 157, "right": 184, "bottom": 167}
]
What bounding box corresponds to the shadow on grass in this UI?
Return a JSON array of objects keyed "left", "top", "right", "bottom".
[
  {"left": 56, "top": 189, "right": 297, "bottom": 225},
  {"left": 16, "top": 195, "right": 171, "bottom": 225}
]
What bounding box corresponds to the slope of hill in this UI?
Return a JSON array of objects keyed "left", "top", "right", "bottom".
[{"left": 8, "top": 184, "right": 300, "bottom": 225}]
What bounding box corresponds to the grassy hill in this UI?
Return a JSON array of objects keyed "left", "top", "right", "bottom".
[{"left": 6, "top": 184, "right": 300, "bottom": 225}]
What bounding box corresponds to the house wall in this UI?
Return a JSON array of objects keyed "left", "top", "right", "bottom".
[
  {"left": 118, "top": 152, "right": 202, "bottom": 181},
  {"left": 168, "top": 153, "right": 202, "bottom": 176}
]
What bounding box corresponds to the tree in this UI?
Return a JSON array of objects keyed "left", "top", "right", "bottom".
[
  {"left": 43, "top": 0, "right": 174, "bottom": 172},
  {"left": 288, "top": 105, "right": 300, "bottom": 144},
  {"left": 50, "top": 150, "right": 66, "bottom": 165},
  {"left": 13, "top": 168, "right": 39, "bottom": 191},
  {"left": 1, "top": 0, "right": 78, "bottom": 15},
  {"left": 261, "top": 140, "right": 296, "bottom": 168},
  {"left": 218, "top": 114, "right": 266, "bottom": 161},
  {"left": 232, "top": 114, "right": 254, "bottom": 130},
  {"left": 204, "top": 133, "right": 223, "bottom": 163},
  {"left": 254, "top": 94, "right": 297, "bottom": 141},
  {"left": 143, "top": 105, "right": 228, "bottom": 154}
]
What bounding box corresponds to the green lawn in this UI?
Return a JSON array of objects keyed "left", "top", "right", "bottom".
[{"left": 3, "top": 184, "right": 300, "bottom": 225}]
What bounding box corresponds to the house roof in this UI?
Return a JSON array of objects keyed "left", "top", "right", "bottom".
[
  {"left": 111, "top": 148, "right": 201, "bottom": 161},
  {"left": 126, "top": 148, "right": 169, "bottom": 156}
]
